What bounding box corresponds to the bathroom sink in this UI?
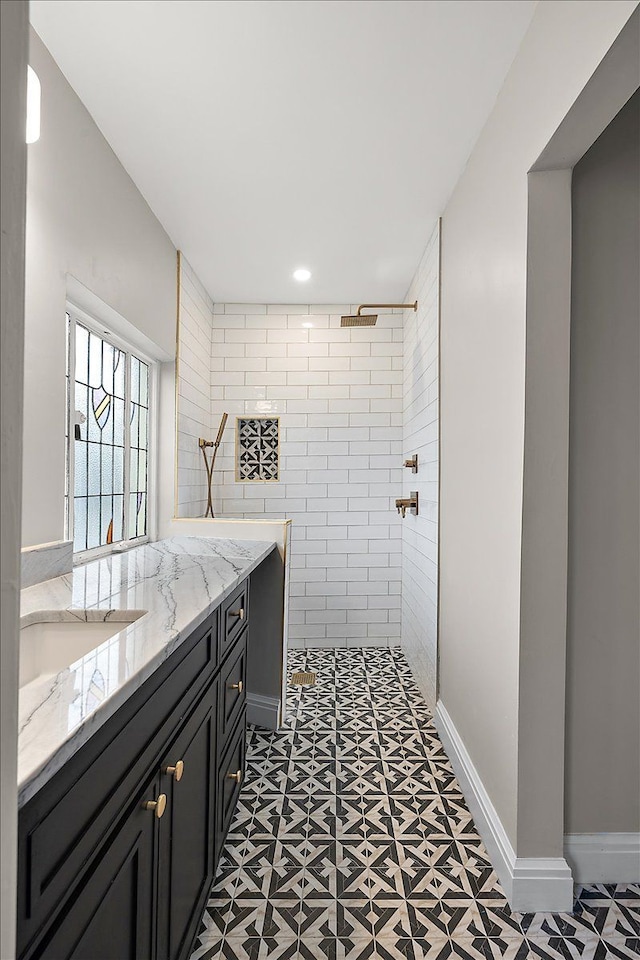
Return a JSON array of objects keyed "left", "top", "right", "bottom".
[{"left": 19, "top": 611, "right": 146, "bottom": 688}]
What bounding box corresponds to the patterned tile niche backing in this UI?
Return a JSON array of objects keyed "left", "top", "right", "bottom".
[{"left": 236, "top": 417, "right": 280, "bottom": 482}]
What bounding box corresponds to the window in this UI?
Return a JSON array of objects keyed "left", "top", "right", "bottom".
[{"left": 66, "top": 309, "right": 153, "bottom": 557}]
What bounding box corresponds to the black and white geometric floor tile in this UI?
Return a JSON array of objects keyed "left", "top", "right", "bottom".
[{"left": 190, "top": 647, "right": 640, "bottom": 960}]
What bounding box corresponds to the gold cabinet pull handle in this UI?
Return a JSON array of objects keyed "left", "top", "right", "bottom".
[
  {"left": 227, "top": 770, "right": 242, "bottom": 784},
  {"left": 228, "top": 680, "right": 243, "bottom": 693},
  {"left": 165, "top": 760, "right": 184, "bottom": 782},
  {"left": 144, "top": 793, "right": 167, "bottom": 819},
  {"left": 230, "top": 608, "right": 245, "bottom": 621}
]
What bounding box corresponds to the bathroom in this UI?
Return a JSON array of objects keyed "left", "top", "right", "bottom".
[{"left": 1, "top": 3, "right": 638, "bottom": 960}]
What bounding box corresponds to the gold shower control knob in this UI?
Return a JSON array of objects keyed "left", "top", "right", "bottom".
[
  {"left": 144, "top": 793, "right": 167, "bottom": 818},
  {"left": 165, "top": 760, "right": 184, "bottom": 781},
  {"left": 228, "top": 680, "right": 243, "bottom": 693},
  {"left": 230, "top": 608, "right": 245, "bottom": 620},
  {"left": 227, "top": 770, "right": 242, "bottom": 784}
]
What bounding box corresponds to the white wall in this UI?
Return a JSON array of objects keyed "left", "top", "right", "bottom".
[
  {"left": 1, "top": 4, "right": 28, "bottom": 954},
  {"left": 401, "top": 222, "right": 440, "bottom": 706},
  {"left": 176, "top": 253, "right": 214, "bottom": 518},
  {"left": 23, "top": 29, "right": 177, "bottom": 548},
  {"left": 438, "top": 0, "right": 638, "bottom": 852},
  {"left": 205, "top": 304, "right": 403, "bottom": 648}
]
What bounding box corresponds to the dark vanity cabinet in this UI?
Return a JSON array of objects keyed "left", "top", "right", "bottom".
[
  {"left": 156, "top": 683, "right": 219, "bottom": 960},
  {"left": 17, "top": 579, "right": 250, "bottom": 960}
]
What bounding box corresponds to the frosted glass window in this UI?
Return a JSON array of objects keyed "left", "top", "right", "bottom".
[{"left": 66, "top": 315, "right": 153, "bottom": 556}]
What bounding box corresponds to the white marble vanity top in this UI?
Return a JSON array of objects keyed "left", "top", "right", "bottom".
[{"left": 18, "top": 536, "right": 276, "bottom": 806}]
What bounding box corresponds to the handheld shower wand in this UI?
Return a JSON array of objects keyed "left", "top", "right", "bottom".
[{"left": 199, "top": 412, "right": 228, "bottom": 518}]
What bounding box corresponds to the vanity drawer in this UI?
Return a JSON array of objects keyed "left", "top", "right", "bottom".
[
  {"left": 221, "top": 579, "right": 249, "bottom": 660},
  {"left": 219, "top": 635, "right": 247, "bottom": 752},
  {"left": 18, "top": 612, "right": 218, "bottom": 958},
  {"left": 215, "top": 711, "right": 246, "bottom": 865}
]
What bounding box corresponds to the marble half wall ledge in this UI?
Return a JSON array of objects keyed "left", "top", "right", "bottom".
[{"left": 21, "top": 540, "right": 73, "bottom": 588}]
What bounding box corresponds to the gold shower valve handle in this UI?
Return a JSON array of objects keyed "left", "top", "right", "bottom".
[
  {"left": 144, "top": 793, "right": 167, "bottom": 818},
  {"left": 165, "top": 760, "right": 184, "bottom": 782},
  {"left": 395, "top": 492, "right": 419, "bottom": 518}
]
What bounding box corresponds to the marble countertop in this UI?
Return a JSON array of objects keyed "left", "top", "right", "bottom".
[{"left": 18, "top": 536, "right": 277, "bottom": 807}]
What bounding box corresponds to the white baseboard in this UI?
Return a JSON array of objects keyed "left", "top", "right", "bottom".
[
  {"left": 564, "top": 833, "right": 640, "bottom": 883},
  {"left": 247, "top": 692, "right": 280, "bottom": 731},
  {"left": 435, "top": 701, "right": 574, "bottom": 912}
]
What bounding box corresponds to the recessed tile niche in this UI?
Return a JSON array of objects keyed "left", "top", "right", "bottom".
[{"left": 236, "top": 416, "right": 279, "bottom": 482}]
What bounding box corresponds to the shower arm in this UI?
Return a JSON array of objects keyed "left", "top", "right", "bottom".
[
  {"left": 199, "top": 412, "right": 228, "bottom": 518},
  {"left": 356, "top": 301, "right": 417, "bottom": 315}
]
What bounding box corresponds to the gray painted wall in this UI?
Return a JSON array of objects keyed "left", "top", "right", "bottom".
[
  {"left": 1, "top": 4, "right": 28, "bottom": 954},
  {"left": 565, "top": 90, "right": 640, "bottom": 835},
  {"left": 438, "top": 0, "right": 637, "bottom": 851},
  {"left": 23, "top": 29, "right": 177, "bottom": 549}
]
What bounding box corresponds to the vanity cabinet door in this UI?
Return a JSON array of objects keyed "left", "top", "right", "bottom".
[
  {"left": 38, "top": 775, "right": 158, "bottom": 960},
  {"left": 219, "top": 634, "right": 247, "bottom": 752},
  {"left": 215, "top": 711, "right": 247, "bottom": 865},
  {"left": 156, "top": 679, "right": 218, "bottom": 960}
]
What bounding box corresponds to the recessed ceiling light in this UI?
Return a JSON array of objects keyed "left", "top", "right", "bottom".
[{"left": 293, "top": 268, "right": 311, "bottom": 282}]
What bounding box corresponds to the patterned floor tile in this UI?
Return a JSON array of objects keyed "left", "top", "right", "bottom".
[
  {"left": 385, "top": 938, "right": 530, "bottom": 960},
  {"left": 597, "top": 941, "right": 640, "bottom": 959},
  {"left": 189, "top": 648, "right": 635, "bottom": 960},
  {"left": 524, "top": 936, "right": 602, "bottom": 959}
]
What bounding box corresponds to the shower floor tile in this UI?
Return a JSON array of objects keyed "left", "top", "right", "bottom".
[{"left": 190, "top": 647, "right": 639, "bottom": 960}]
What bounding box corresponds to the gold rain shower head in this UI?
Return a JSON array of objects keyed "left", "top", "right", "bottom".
[{"left": 340, "top": 301, "right": 418, "bottom": 327}]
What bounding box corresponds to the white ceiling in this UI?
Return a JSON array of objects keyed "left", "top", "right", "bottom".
[{"left": 30, "top": 0, "right": 536, "bottom": 304}]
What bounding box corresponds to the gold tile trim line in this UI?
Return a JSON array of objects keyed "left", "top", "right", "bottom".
[
  {"left": 436, "top": 217, "right": 442, "bottom": 702},
  {"left": 173, "top": 250, "right": 182, "bottom": 518},
  {"left": 290, "top": 671, "right": 317, "bottom": 687}
]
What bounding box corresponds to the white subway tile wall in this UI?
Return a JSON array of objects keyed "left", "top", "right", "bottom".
[
  {"left": 176, "top": 255, "right": 214, "bottom": 517},
  {"left": 210, "top": 304, "right": 404, "bottom": 648},
  {"left": 401, "top": 222, "right": 440, "bottom": 705},
  {"left": 175, "top": 238, "right": 440, "bottom": 667}
]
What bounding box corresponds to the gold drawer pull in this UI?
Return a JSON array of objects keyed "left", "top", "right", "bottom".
[
  {"left": 165, "top": 760, "right": 184, "bottom": 782},
  {"left": 144, "top": 793, "right": 167, "bottom": 819},
  {"left": 228, "top": 680, "right": 243, "bottom": 693},
  {"left": 227, "top": 769, "right": 242, "bottom": 784},
  {"left": 229, "top": 607, "right": 245, "bottom": 621}
]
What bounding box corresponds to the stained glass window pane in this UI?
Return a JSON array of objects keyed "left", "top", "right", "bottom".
[
  {"left": 112, "top": 495, "right": 124, "bottom": 541},
  {"left": 138, "top": 449, "right": 147, "bottom": 491},
  {"left": 74, "top": 498, "right": 87, "bottom": 552},
  {"left": 130, "top": 402, "right": 140, "bottom": 448},
  {"left": 137, "top": 493, "right": 147, "bottom": 538},
  {"left": 128, "top": 493, "right": 138, "bottom": 539},
  {"left": 69, "top": 319, "right": 151, "bottom": 554},
  {"left": 87, "top": 442, "right": 101, "bottom": 496},
  {"left": 100, "top": 495, "right": 114, "bottom": 544},
  {"left": 130, "top": 448, "right": 138, "bottom": 493},
  {"left": 88, "top": 332, "right": 102, "bottom": 389},
  {"left": 74, "top": 381, "right": 89, "bottom": 434},
  {"left": 131, "top": 356, "right": 140, "bottom": 406},
  {"left": 86, "top": 386, "right": 101, "bottom": 443},
  {"left": 113, "top": 352, "right": 125, "bottom": 399},
  {"left": 139, "top": 360, "right": 149, "bottom": 408},
  {"left": 87, "top": 496, "right": 101, "bottom": 549},
  {"left": 74, "top": 440, "right": 87, "bottom": 497},
  {"left": 75, "top": 324, "right": 89, "bottom": 384},
  {"left": 139, "top": 407, "right": 148, "bottom": 450},
  {"left": 113, "top": 446, "right": 124, "bottom": 494},
  {"left": 101, "top": 445, "right": 113, "bottom": 495}
]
